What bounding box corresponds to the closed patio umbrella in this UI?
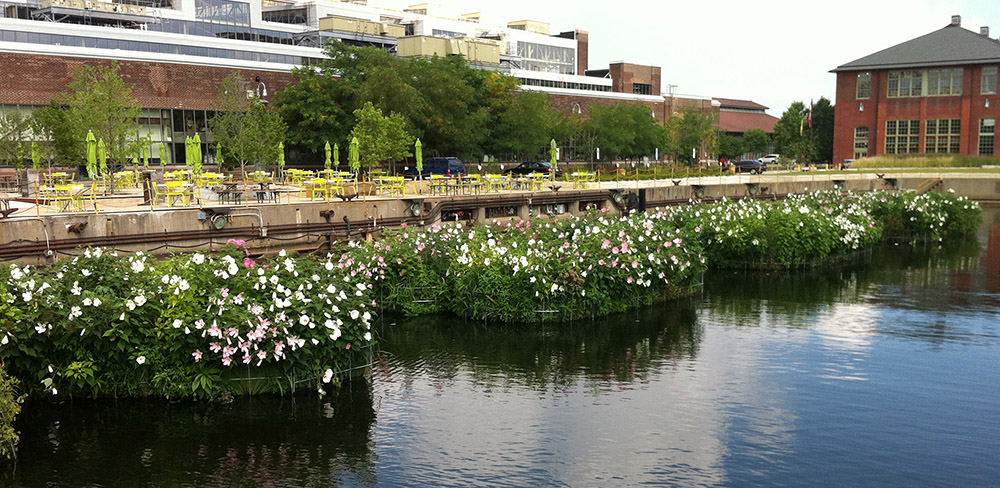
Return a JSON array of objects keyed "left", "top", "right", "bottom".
[
  {"left": 550, "top": 138, "right": 557, "bottom": 180},
  {"left": 277, "top": 142, "right": 285, "bottom": 172},
  {"left": 333, "top": 143, "right": 339, "bottom": 170},
  {"left": 86, "top": 131, "right": 97, "bottom": 179},
  {"left": 216, "top": 143, "right": 223, "bottom": 169},
  {"left": 142, "top": 144, "right": 149, "bottom": 168},
  {"left": 31, "top": 141, "right": 40, "bottom": 171},
  {"left": 159, "top": 142, "right": 168, "bottom": 167},
  {"left": 98, "top": 138, "right": 108, "bottom": 175},
  {"left": 324, "top": 141, "right": 332, "bottom": 171},
  {"left": 192, "top": 133, "right": 202, "bottom": 174},
  {"left": 184, "top": 136, "right": 192, "bottom": 169},
  {"left": 349, "top": 137, "right": 360, "bottom": 175},
  {"left": 415, "top": 139, "right": 422, "bottom": 180}
]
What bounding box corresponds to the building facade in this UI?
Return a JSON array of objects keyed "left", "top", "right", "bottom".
[
  {"left": 1, "top": 0, "right": 770, "bottom": 163},
  {"left": 832, "top": 15, "right": 1000, "bottom": 164}
]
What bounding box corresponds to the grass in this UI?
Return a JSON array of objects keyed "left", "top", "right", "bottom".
[{"left": 851, "top": 154, "right": 1000, "bottom": 168}]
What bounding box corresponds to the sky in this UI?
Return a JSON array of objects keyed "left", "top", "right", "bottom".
[{"left": 378, "top": 0, "right": 1000, "bottom": 115}]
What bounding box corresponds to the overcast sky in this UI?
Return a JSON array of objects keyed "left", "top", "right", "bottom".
[{"left": 378, "top": 0, "right": 1000, "bottom": 115}]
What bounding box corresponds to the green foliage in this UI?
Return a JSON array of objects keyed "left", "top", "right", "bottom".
[
  {"left": 272, "top": 68, "right": 352, "bottom": 156},
  {"left": 742, "top": 129, "right": 770, "bottom": 155},
  {"left": 488, "top": 90, "right": 564, "bottom": 161},
  {"left": 774, "top": 101, "right": 815, "bottom": 162},
  {"left": 40, "top": 61, "right": 143, "bottom": 169},
  {"left": 0, "top": 110, "right": 32, "bottom": 168},
  {"left": 812, "top": 97, "right": 835, "bottom": 162},
  {"left": 0, "top": 368, "right": 23, "bottom": 460},
  {"left": 717, "top": 132, "right": 743, "bottom": 160},
  {"left": 852, "top": 154, "right": 998, "bottom": 168},
  {"left": 349, "top": 102, "right": 413, "bottom": 168},
  {"left": 210, "top": 73, "right": 287, "bottom": 171},
  {"left": 585, "top": 103, "right": 667, "bottom": 160},
  {"left": 671, "top": 107, "right": 717, "bottom": 163}
]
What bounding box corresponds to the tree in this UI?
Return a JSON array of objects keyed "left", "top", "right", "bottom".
[
  {"left": 812, "top": 97, "right": 835, "bottom": 163},
  {"left": 672, "top": 107, "right": 717, "bottom": 163},
  {"left": 584, "top": 103, "right": 667, "bottom": 161},
  {"left": 717, "top": 133, "right": 744, "bottom": 161},
  {"left": 51, "top": 62, "right": 142, "bottom": 169},
  {"left": 742, "top": 129, "right": 770, "bottom": 156},
  {"left": 0, "top": 110, "right": 31, "bottom": 168},
  {"left": 774, "top": 101, "right": 815, "bottom": 162},
  {"left": 349, "top": 102, "right": 413, "bottom": 171},
  {"left": 272, "top": 68, "right": 352, "bottom": 158},
  {"left": 490, "top": 90, "right": 564, "bottom": 161},
  {"left": 209, "top": 73, "right": 287, "bottom": 172}
]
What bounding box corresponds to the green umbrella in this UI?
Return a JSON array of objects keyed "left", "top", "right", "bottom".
[
  {"left": 159, "top": 142, "right": 167, "bottom": 166},
  {"left": 333, "top": 143, "right": 339, "bottom": 170},
  {"left": 277, "top": 142, "right": 285, "bottom": 172},
  {"left": 142, "top": 144, "right": 149, "bottom": 168},
  {"left": 349, "top": 137, "right": 360, "bottom": 174},
  {"left": 550, "top": 138, "right": 557, "bottom": 179},
  {"left": 98, "top": 138, "right": 108, "bottom": 175},
  {"left": 415, "top": 139, "right": 423, "bottom": 179},
  {"left": 192, "top": 133, "right": 202, "bottom": 174},
  {"left": 324, "top": 141, "right": 332, "bottom": 171},
  {"left": 216, "top": 143, "right": 223, "bottom": 169},
  {"left": 86, "top": 131, "right": 98, "bottom": 179},
  {"left": 31, "top": 141, "right": 40, "bottom": 171},
  {"left": 184, "top": 136, "right": 192, "bottom": 168}
]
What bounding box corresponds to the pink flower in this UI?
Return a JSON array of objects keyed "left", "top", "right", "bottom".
[
  {"left": 243, "top": 257, "right": 256, "bottom": 269},
  {"left": 612, "top": 247, "right": 620, "bottom": 254},
  {"left": 220, "top": 288, "right": 229, "bottom": 298},
  {"left": 627, "top": 277, "right": 634, "bottom": 284},
  {"left": 233, "top": 294, "right": 244, "bottom": 305},
  {"left": 222, "top": 356, "right": 232, "bottom": 366},
  {"left": 192, "top": 350, "right": 203, "bottom": 362},
  {"left": 346, "top": 343, "right": 352, "bottom": 350},
  {"left": 601, "top": 239, "right": 611, "bottom": 250}
]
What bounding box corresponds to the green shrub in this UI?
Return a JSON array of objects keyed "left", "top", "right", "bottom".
[{"left": 0, "top": 367, "right": 22, "bottom": 460}]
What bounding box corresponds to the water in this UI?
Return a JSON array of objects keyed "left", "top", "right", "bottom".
[{"left": 5, "top": 208, "right": 1000, "bottom": 487}]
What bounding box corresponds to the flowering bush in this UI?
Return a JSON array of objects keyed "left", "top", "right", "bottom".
[
  {"left": 0, "top": 242, "right": 385, "bottom": 399},
  {"left": 664, "top": 190, "right": 981, "bottom": 267},
  {"left": 374, "top": 212, "right": 707, "bottom": 322}
]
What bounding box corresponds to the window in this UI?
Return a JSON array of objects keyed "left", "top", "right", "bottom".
[
  {"left": 979, "top": 118, "right": 995, "bottom": 156},
  {"left": 854, "top": 127, "right": 869, "bottom": 159},
  {"left": 982, "top": 67, "right": 998, "bottom": 95},
  {"left": 857, "top": 72, "right": 871, "bottom": 99},
  {"left": 633, "top": 83, "right": 652, "bottom": 95},
  {"left": 925, "top": 119, "right": 961, "bottom": 153},
  {"left": 888, "top": 70, "right": 922, "bottom": 97},
  {"left": 885, "top": 120, "right": 920, "bottom": 154},
  {"left": 927, "top": 68, "right": 963, "bottom": 96},
  {"left": 516, "top": 41, "right": 576, "bottom": 75}
]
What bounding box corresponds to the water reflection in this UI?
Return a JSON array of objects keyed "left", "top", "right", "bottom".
[{"left": 5, "top": 387, "right": 376, "bottom": 488}]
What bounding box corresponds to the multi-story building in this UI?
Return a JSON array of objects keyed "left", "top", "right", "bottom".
[
  {"left": 832, "top": 15, "right": 1000, "bottom": 164},
  {"left": 0, "top": 0, "right": 766, "bottom": 163}
]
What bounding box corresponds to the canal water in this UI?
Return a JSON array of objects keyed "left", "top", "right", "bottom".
[{"left": 4, "top": 208, "right": 1000, "bottom": 487}]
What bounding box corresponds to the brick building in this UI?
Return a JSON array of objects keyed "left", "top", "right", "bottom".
[{"left": 832, "top": 15, "right": 1000, "bottom": 164}]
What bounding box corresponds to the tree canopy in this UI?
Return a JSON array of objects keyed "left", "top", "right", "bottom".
[
  {"left": 349, "top": 101, "right": 413, "bottom": 169},
  {"left": 209, "top": 73, "right": 287, "bottom": 171}
]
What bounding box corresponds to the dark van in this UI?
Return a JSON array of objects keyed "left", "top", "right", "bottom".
[{"left": 404, "top": 157, "right": 466, "bottom": 177}]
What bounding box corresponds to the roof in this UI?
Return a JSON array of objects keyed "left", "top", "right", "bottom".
[
  {"left": 718, "top": 111, "right": 779, "bottom": 134},
  {"left": 713, "top": 98, "right": 768, "bottom": 110},
  {"left": 833, "top": 23, "right": 1000, "bottom": 72}
]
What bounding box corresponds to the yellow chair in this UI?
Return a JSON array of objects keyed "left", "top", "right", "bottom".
[
  {"left": 310, "top": 178, "right": 329, "bottom": 201},
  {"left": 164, "top": 181, "right": 190, "bottom": 206}
]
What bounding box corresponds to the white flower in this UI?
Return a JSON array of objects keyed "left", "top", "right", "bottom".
[
  {"left": 136, "top": 355, "right": 146, "bottom": 365},
  {"left": 228, "top": 263, "right": 239, "bottom": 275},
  {"left": 362, "top": 311, "right": 371, "bottom": 321},
  {"left": 322, "top": 368, "right": 334, "bottom": 383},
  {"left": 21, "top": 292, "right": 32, "bottom": 302},
  {"left": 299, "top": 314, "right": 310, "bottom": 326},
  {"left": 134, "top": 295, "right": 147, "bottom": 307},
  {"left": 191, "top": 253, "right": 205, "bottom": 265},
  {"left": 92, "top": 298, "right": 102, "bottom": 307},
  {"left": 172, "top": 319, "right": 183, "bottom": 328},
  {"left": 330, "top": 327, "right": 342, "bottom": 341},
  {"left": 131, "top": 260, "right": 145, "bottom": 273},
  {"left": 325, "top": 261, "right": 334, "bottom": 271},
  {"left": 364, "top": 332, "right": 372, "bottom": 341},
  {"left": 326, "top": 284, "right": 337, "bottom": 294},
  {"left": 350, "top": 310, "right": 360, "bottom": 320},
  {"left": 51, "top": 387, "right": 58, "bottom": 395},
  {"left": 177, "top": 280, "right": 190, "bottom": 292},
  {"left": 81, "top": 269, "right": 92, "bottom": 276},
  {"left": 83, "top": 298, "right": 92, "bottom": 306}
]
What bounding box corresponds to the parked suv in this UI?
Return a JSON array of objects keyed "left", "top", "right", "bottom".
[
  {"left": 759, "top": 154, "right": 780, "bottom": 164},
  {"left": 404, "top": 157, "right": 466, "bottom": 177}
]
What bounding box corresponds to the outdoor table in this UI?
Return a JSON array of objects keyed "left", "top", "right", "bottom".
[
  {"left": 458, "top": 175, "right": 484, "bottom": 195},
  {"left": 375, "top": 176, "right": 405, "bottom": 197},
  {"left": 570, "top": 172, "right": 595, "bottom": 189},
  {"left": 429, "top": 176, "right": 458, "bottom": 196},
  {"left": 47, "top": 172, "right": 74, "bottom": 185}
]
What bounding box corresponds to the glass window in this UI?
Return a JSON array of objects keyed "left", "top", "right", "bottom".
[
  {"left": 195, "top": 0, "right": 250, "bottom": 26},
  {"left": 854, "top": 127, "right": 869, "bottom": 159},
  {"left": 633, "top": 83, "right": 652, "bottom": 95},
  {"left": 516, "top": 41, "right": 576, "bottom": 75},
  {"left": 885, "top": 120, "right": 920, "bottom": 154},
  {"left": 979, "top": 118, "right": 995, "bottom": 156},
  {"left": 888, "top": 70, "right": 922, "bottom": 97},
  {"left": 856, "top": 72, "right": 871, "bottom": 99},
  {"left": 925, "top": 119, "right": 961, "bottom": 153},
  {"left": 982, "top": 67, "right": 998, "bottom": 95},
  {"left": 927, "top": 68, "right": 963, "bottom": 96}
]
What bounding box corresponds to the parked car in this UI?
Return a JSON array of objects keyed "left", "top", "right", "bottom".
[
  {"left": 404, "top": 157, "right": 466, "bottom": 177},
  {"left": 759, "top": 154, "right": 780, "bottom": 164},
  {"left": 503, "top": 161, "right": 564, "bottom": 178},
  {"left": 732, "top": 159, "right": 767, "bottom": 174}
]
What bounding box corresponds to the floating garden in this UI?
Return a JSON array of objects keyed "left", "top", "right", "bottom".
[{"left": 0, "top": 190, "right": 983, "bottom": 405}]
